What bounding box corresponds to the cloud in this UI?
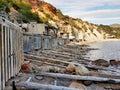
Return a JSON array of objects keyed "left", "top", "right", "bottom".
[
  {"left": 45, "top": 0, "right": 120, "bottom": 10},
  {"left": 82, "top": 17, "right": 120, "bottom": 25},
  {"left": 44, "top": 0, "right": 120, "bottom": 24},
  {"left": 64, "top": 9, "right": 120, "bottom": 18}
]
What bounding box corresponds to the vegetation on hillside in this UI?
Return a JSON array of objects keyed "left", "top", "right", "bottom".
[
  {"left": 98, "top": 25, "right": 120, "bottom": 38},
  {"left": 0, "top": 0, "right": 10, "bottom": 12},
  {"left": 0, "top": 0, "right": 42, "bottom": 23}
]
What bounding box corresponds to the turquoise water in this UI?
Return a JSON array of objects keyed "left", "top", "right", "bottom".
[{"left": 85, "top": 40, "right": 120, "bottom": 61}]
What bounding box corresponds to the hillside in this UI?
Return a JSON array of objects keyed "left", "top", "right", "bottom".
[
  {"left": 0, "top": 0, "right": 120, "bottom": 41},
  {"left": 110, "top": 24, "right": 120, "bottom": 28}
]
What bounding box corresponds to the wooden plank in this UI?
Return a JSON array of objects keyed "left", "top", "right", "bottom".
[
  {"left": 16, "top": 30, "right": 18, "bottom": 74},
  {"left": 13, "top": 30, "right": 16, "bottom": 76},
  {"left": 5, "top": 26, "right": 8, "bottom": 82},
  {"left": 0, "top": 23, "right": 2, "bottom": 90},
  {"left": 7, "top": 27, "right": 11, "bottom": 78},
  {"left": 1, "top": 25, "right": 5, "bottom": 89},
  {"left": 15, "top": 30, "right": 17, "bottom": 75},
  {"left": 38, "top": 72, "right": 120, "bottom": 84},
  {"left": 6, "top": 27, "right": 9, "bottom": 80},
  {"left": 10, "top": 29, "right": 14, "bottom": 77},
  {"left": 17, "top": 31, "right": 19, "bottom": 73},
  {"left": 16, "top": 82, "right": 79, "bottom": 90}
]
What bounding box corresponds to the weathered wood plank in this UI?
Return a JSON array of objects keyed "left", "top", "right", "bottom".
[
  {"left": 5, "top": 26, "right": 8, "bottom": 82},
  {"left": 38, "top": 72, "right": 120, "bottom": 84},
  {"left": 29, "top": 59, "right": 66, "bottom": 68},
  {"left": 0, "top": 24, "right": 2, "bottom": 89},
  {"left": 10, "top": 29, "right": 14, "bottom": 77},
  {"left": 7, "top": 27, "right": 11, "bottom": 79},
  {"left": 1, "top": 25, "right": 5, "bottom": 89},
  {"left": 16, "top": 82, "right": 79, "bottom": 90}
]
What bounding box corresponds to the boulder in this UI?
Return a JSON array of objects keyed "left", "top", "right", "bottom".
[
  {"left": 109, "top": 59, "right": 117, "bottom": 66},
  {"left": 92, "top": 59, "right": 109, "bottom": 67},
  {"left": 82, "top": 80, "right": 93, "bottom": 86},
  {"left": 66, "top": 63, "right": 75, "bottom": 73},
  {"left": 69, "top": 81, "right": 86, "bottom": 90},
  {"left": 110, "top": 60, "right": 120, "bottom": 66},
  {"left": 117, "top": 61, "right": 120, "bottom": 65},
  {"left": 40, "top": 66, "right": 60, "bottom": 73},
  {"left": 20, "top": 63, "right": 31, "bottom": 73},
  {"left": 75, "top": 64, "right": 89, "bottom": 75},
  {"left": 60, "top": 68, "right": 66, "bottom": 73}
]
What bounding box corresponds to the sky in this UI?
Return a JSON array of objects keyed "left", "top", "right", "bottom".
[{"left": 44, "top": 0, "right": 120, "bottom": 25}]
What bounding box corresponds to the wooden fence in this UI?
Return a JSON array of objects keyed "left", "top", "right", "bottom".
[{"left": 0, "top": 17, "right": 23, "bottom": 90}]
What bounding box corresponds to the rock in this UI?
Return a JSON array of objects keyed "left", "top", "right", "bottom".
[
  {"left": 66, "top": 63, "right": 75, "bottom": 73},
  {"left": 23, "top": 61, "right": 30, "bottom": 64},
  {"left": 60, "top": 68, "right": 66, "bottom": 73},
  {"left": 75, "top": 65, "right": 89, "bottom": 75},
  {"left": 82, "top": 80, "right": 93, "bottom": 86},
  {"left": 54, "top": 67, "right": 61, "bottom": 73},
  {"left": 40, "top": 66, "right": 60, "bottom": 73},
  {"left": 110, "top": 59, "right": 117, "bottom": 66},
  {"left": 110, "top": 60, "right": 120, "bottom": 66},
  {"left": 69, "top": 81, "right": 86, "bottom": 90},
  {"left": 117, "top": 61, "right": 120, "bottom": 65},
  {"left": 92, "top": 59, "right": 109, "bottom": 67},
  {"left": 35, "top": 75, "right": 44, "bottom": 80},
  {"left": 49, "top": 66, "right": 55, "bottom": 72},
  {"left": 40, "top": 66, "right": 52, "bottom": 72},
  {"left": 20, "top": 63, "right": 31, "bottom": 73}
]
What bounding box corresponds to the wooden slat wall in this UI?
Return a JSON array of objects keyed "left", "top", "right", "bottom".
[
  {"left": 0, "top": 17, "right": 23, "bottom": 90},
  {"left": 23, "top": 34, "right": 42, "bottom": 53}
]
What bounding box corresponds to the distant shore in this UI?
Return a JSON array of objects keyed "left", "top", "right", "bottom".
[
  {"left": 78, "top": 39, "right": 120, "bottom": 45},
  {"left": 68, "top": 39, "right": 120, "bottom": 46},
  {"left": 101, "top": 39, "right": 120, "bottom": 41}
]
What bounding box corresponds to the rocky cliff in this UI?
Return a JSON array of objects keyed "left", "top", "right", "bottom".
[{"left": 2, "top": 0, "right": 108, "bottom": 42}]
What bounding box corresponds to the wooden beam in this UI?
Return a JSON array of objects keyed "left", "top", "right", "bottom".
[
  {"left": 25, "top": 54, "right": 120, "bottom": 73},
  {"left": 29, "top": 59, "right": 66, "bottom": 68},
  {"left": 16, "top": 82, "right": 79, "bottom": 90},
  {"left": 37, "top": 72, "right": 120, "bottom": 84}
]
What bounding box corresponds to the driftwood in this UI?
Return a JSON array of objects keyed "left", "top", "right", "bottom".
[
  {"left": 90, "top": 71, "right": 120, "bottom": 79},
  {"left": 24, "top": 54, "right": 71, "bottom": 65},
  {"left": 42, "top": 50, "right": 91, "bottom": 62},
  {"left": 86, "top": 65, "right": 120, "bottom": 73},
  {"left": 37, "top": 72, "right": 120, "bottom": 84},
  {"left": 25, "top": 54, "right": 87, "bottom": 66},
  {"left": 25, "top": 54, "right": 120, "bottom": 73},
  {"left": 29, "top": 59, "right": 66, "bottom": 68},
  {"left": 16, "top": 82, "right": 79, "bottom": 90}
]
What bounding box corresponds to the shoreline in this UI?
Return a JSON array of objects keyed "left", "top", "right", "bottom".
[{"left": 79, "top": 39, "right": 120, "bottom": 45}]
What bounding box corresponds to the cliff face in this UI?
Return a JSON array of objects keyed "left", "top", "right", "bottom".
[{"left": 21, "top": 0, "right": 105, "bottom": 42}]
